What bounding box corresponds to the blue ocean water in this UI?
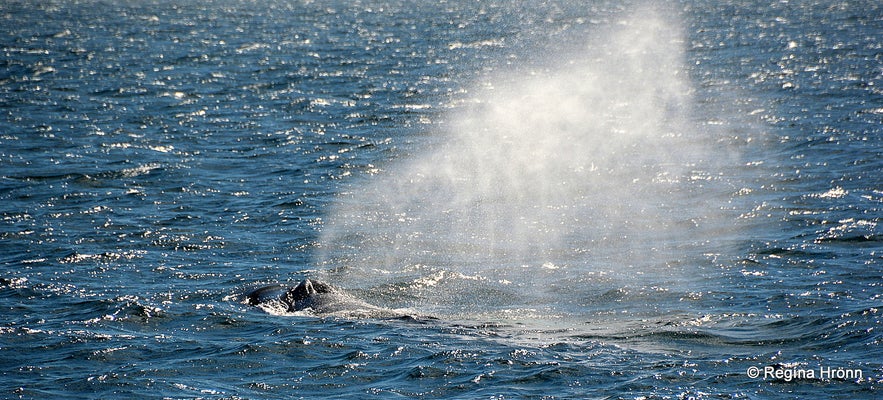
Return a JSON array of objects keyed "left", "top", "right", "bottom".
[{"left": 1, "top": 0, "right": 881, "bottom": 398}]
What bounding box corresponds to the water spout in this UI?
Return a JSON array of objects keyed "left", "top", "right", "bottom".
[{"left": 317, "top": 6, "right": 734, "bottom": 316}]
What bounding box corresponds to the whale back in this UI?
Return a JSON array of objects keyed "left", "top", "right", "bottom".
[
  {"left": 245, "top": 279, "right": 353, "bottom": 313},
  {"left": 244, "top": 279, "right": 432, "bottom": 320},
  {"left": 245, "top": 284, "right": 289, "bottom": 307}
]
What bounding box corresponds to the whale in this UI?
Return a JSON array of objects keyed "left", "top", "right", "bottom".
[
  {"left": 245, "top": 279, "right": 355, "bottom": 313},
  {"left": 244, "top": 279, "right": 433, "bottom": 320}
]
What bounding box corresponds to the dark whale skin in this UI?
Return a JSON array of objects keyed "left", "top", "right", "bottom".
[{"left": 244, "top": 279, "right": 436, "bottom": 322}]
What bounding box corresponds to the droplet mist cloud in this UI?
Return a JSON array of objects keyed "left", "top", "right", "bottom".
[{"left": 317, "top": 7, "right": 733, "bottom": 295}]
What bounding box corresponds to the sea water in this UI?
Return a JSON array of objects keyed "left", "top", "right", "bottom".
[{"left": 1, "top": 0, "right": 880, "bottom": 398}]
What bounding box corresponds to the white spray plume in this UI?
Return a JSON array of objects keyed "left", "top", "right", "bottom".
[{"left": 317, "top": 6, "right": 730, "bottom": 300}]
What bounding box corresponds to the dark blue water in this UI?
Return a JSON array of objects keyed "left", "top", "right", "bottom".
[{"left": 2, "top": 0, "right": 881, "bottom": 398}]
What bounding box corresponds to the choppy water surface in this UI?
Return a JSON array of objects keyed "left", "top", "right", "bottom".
[{"left": 1, "top": 0, "right": 881, "bottom": 398}]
